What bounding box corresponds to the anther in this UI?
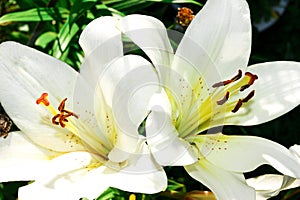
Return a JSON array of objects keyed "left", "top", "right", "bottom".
[
  {"left": 240, "top": 72, "right": 258, "bottom": 91},
  {"left": 232, "top": 99, "right": 243, "bottom": 113},
  {"left": 217, "top": 91, "right": 230, "bottom": 105},
  {"left": 232, "top": 70, "right": 242, "bottom": 81},
  {"left": 212, "top": 70, "right": 243, "bottom": 88},
  {"left": 36, "top": 93, "right": 50, "bottom": 106},
  {"left": 242, "top": 90, "right": 255, "bottom": 103},
  {"left": 58, "top": 98, "right": 67, "bottom": 111},
  {"left": 52, "top": 114, "right": 60, "bottom": 125},
  {"left": 232, "top": 90, "right": 255, "bottom": 113}
]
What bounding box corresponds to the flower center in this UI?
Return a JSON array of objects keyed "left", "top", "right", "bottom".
[
  {"left": 36, "top": 93, "right": 78, "bottom": 128},
  {"left": 177, "top": 69, "right": 258, "bottom": 137},
  {"left": 35, "top": 93, "right": 115, "bottom": 165}
]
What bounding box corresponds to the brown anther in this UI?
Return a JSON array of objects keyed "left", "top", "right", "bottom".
[
  {"left": 242, "top": 90, "right": 255, "bottom": 103},
  {"left": 212, "top": 81, "right": 226, "bottom": 88},
  {"left": 217, "top": 91, "right": 230, "bottom": 105},
  {"left": 232, "top": 90, "right": 255, "bottom": 113},
  {"left": 240, "top": 72, "right": 258, "bottom": 91},
  {"left": 212, "top": 70, "right": 243, "bottom": 88},
  {"left": 232, "top": 99, "right": 243, "bottom": 113},
  {"left": 177, "top": 7, "right": 194, "bottom": 26},
  {"left": 232, "top": 70, "right": 243, "bottom": 81},
  {"left": 36, "top": 93, "right": 50, "bottom": 106}
]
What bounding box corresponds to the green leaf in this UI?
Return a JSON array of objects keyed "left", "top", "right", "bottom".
[
  {"left": 167, "top": 179, "right": 185, "bottom": 191},
  {"left": 95, "top": 187, "right": 122, "bottom": 200},
  {"left": 0, "top": 7, "right": 69, "bottom": 25},
  {"left": 51, "top": 19, "right": 80, "bottom": 59},
  {"left": 35, "top": 31, "right": 57, "bottom": 48},
  {"left": 146, "top": 0, "right": 202, "bottom": 6},
  {"left": 69, "top": 0, "right": 98, "bottom": 26}
]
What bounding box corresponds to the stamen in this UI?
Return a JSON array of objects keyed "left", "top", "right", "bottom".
[
  {"left": 232, "top": 69, "right": 242, "bottom": 81},
  {"left": 212, "top": 70, "right": 243, "bottom": 88},
  {"left": 58, "top": 98, "right": 67, "bottom": 111},
  {"left": 217, "top": 91, "right": 230, "bottom": 105},
  {"left": 240, "top": 72, "right": 258, "bottom": 91},
  {"left": 52, "top": 114, "right": 60, "bottom": 125},
  {"left": 242, "top": 90, "right": 255, "bottom": 103},
  {"left": 36, "top": 93, "right": 78, "bottom": 128},
  {"left": 36, "top": 93, "right": 50, "bottom": 106},
  {"left": 232, "top": 99, "right": 243, "bottom": 113},
  {"left": 232, "top": 90, "right": 255, "bottom": 113}
]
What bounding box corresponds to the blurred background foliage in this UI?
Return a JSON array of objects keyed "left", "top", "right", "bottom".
[{"left": 0, "top": 0, "right": 300, "bottom": 199}]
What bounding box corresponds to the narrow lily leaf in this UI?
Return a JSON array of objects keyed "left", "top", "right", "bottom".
[
  {"left": 69, "top": 0, "right": 97, "bottom": 26},
  {"left": 35, "top": 32, "right": 57, "bottom": 48},
  {"left": 146, "top": 0, "right": 202, "bottom": 6},
  {"left": 0, "top": 7, "right": 69, "bottom": 25},
  {"left": 52, "top": 20, "right": 80, "bottom": 59},
  {"left": 95, "top": 187, "right": 122, "bottom": 200}
]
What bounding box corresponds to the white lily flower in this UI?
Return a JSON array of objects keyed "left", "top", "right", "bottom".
[
  {"left": 246, "top": 145, "right": 300, "bottom": 199},
  {"left": 97, "top": 0, "right": 300, "bottom": 199},
  {"left": 0, "top": 16, "right": 166, "bottom": 199}
]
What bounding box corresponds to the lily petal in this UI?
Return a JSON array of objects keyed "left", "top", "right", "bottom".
[
  {"left": 246, "top": 174, "right": 300, "bottom": 200},
  {"left": 146, "top": 107, "right": 198, "bottom": 166},
  {"left": 0, "top": 131, "right": 53, "bottom": 182},
  {"left": 119, "top": 14, "right": 174, "bottom": 72},
  {"left": 193, "top": 134, "right": 300, "bottom": 178},
  {"left": 175, "top": 0, "right": 251, "bottom": 82},
  {"left": 0, "top": 42, "right": 85, "bottom": 152},
  {"left": 79, "top": 16, "right": 123, "bottom": 57},
  {"left": 185, "top": 159, "right": 255, "bottom": 200},
  {"left": 18, "top": 167, "right": 109, "bottom": 200},
  {"left": 104, "top": 55, "right": 159, "bottom": 161},
  {"left": 223, "top": 61, "right": 300, "bottom": 126},
  {"left": 106, "top": 142, "right": 167, "bottom": 194}
]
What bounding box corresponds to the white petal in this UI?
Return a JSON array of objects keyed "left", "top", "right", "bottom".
[
  {"left": 146, "top": 107, "right": 198, "bottom": 166},
  {"left": 38, "top": 151, "right": 92, "bottom": 183},
  {"left": 0, "top": 131, "right": 53, "bottom": 182},
  {"left": 18, "top": 168, "right": 109, "bottom": 200},
  {"left": 224, "top": 61, "right": 300, "bottom": 125},
  {"left": 18, "top": 153, "right": 101, "bottom": 200},
  {"left": 119, "top": 14, "right": 173, "bottom": 68},
  {"left": 185, "top": 159, "right": 255, "bottom": 200},
  {"left": 193, "top": 134, "right": 300, "bottom": 177},
  {"left": 103, "top": 55, "right": 159, "bottom": 161},
  {"left": 246, "top": 174, "right": 300, "bottom": 200},
  {"left": 0, "top": 42, "right": 85, "bottom": 152},
  {"left": 79, "top": 16, "right": 122, "bottom": 57},
  {"left": 106, "top": 142, "right": 167, "bottom": 194},
  {"left": 175, "top": 0, "right": 251, "bottom": 82}
]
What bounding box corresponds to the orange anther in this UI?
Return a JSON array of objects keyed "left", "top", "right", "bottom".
[
  {"left": 58, "top": 98, "right": 67, "bottom": 111},
  {"left": 36, "top": 93, "right": 50, "bottom": 106}
]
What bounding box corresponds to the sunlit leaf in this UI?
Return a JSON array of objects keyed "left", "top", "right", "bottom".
[
  {"left": 51, "top": 20, "right": 80, "bottom": 59},
  {"left": 0, "top": 7, "right": 69, "bottom": 25},
  {"left": 35, "top": 31, "right": 57, "bottom": 49}
]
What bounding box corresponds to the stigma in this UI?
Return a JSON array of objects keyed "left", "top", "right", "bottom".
[{"left": 36, "top": 93, "right": 78, "bottom": 128}]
